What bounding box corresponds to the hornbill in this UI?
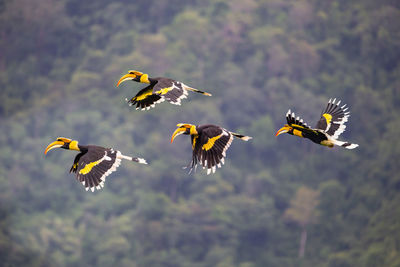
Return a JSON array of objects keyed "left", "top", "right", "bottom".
[
  {"left": 44, "top": 137, "right": 147, "bottom": 192},
  {"left": 276, "top": 98, "right": 359, "bottom": 149},
  {"left": 116, "top": 70, "right": 212, "bottom": 110},
  {"left": 171, "top": 123, "right": 252, "bottom": 174}
]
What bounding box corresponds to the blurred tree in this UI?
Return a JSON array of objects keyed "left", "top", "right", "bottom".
[
  {"left": 0, "top": 0, "right": 399, "bottom": 266},
  {"left": 284, "top": 186, "right": 320, "bottom": 258}
]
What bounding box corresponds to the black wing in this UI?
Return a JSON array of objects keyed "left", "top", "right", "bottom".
[
  {"left": 190, "top": 125, "right": 233, "bottom": 175},
  {"left": 74, "top": 146, "right": 121, "bottom": 192},
  {"left": 286, "top": 109, "right": 312, "bottom": 130},
  {"left": 153, "top": 78, "right": 188, "bottom": 105},
  {"left": 315, "top": 98, "right": 350, "bottom": 139},
  {"left": 70, "top": 151, "right": 85, "bottom": 173},
  {"left": 126, "top": 84, "right": 163, "bottom": 110}
]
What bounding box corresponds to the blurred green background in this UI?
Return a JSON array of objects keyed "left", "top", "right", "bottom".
[{"left": 1, "top": 0, "right": 399, "bottom": 266}]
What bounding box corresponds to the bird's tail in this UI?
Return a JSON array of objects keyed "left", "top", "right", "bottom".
[
  {"left": 182, "top": 84, "right": 212, "bottom": 96},
  {"left": 231, "top": 132, "right": 252, "bottom": 141},
  {"left": 132, "top": 157, "right": 148, "bottom": 164},
  {"left": 118, "top": 154, "right": 148, "bottom": 164},
  {"left": 331, "top": 139, "right": 359, "bottom": 149}
]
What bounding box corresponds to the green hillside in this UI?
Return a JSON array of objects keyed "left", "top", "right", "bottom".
[{"left": 1, "top": 0, "right": 399, "bottom": 266}]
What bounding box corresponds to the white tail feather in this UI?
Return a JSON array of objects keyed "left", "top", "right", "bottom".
[
  {"left": 331, "top": 139, "right": 359, "bottom": 149},
  {"left": 117, "top": 153, "right": 148, "bottom": 164},
  {"left": 136, "top": 158, "right": 148, "bottom": 164}
]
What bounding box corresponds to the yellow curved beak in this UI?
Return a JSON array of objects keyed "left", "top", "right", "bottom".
[
  {"left": 275, "top": 126, "right": 290, "bottom": 137},
  {"left": 171, "top": 128, "right": 186, "bottom": 143},
  {"left": 44, "top": 140, "right": 64, "bottom": 155},
  {"left": 116, "top": 73, "right": 137, "bottom": 87}
]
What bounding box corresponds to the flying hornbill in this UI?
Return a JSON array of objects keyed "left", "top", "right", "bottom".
[
  {"left": 44, "top": 137, "right": 147, "bottom": 192},
  {"left": 116, "top": 70, "right": 212, "bottom": 110},
  {"left": 276, "top": 98, "right": 359, "bottom": 149},
  {"left": 171, "top": 123, "right": 252, "bottom": 174}
]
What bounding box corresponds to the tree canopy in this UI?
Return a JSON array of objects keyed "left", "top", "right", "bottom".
[{"left": 1, "top": 0, "right": 400, "bottom": 266}]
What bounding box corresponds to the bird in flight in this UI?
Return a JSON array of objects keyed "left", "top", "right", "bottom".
[
  {"left": 171, "top": 123, "right": 252, "bottom": 174},
  {"left": 45, "top": 137, "right": 147, "bottom": 192},
  {"left": 276, "top": 98, "right": 358, "bottom": 149},
  {"left": 117, "top": 70, "right": 212, "bottom": 110}
]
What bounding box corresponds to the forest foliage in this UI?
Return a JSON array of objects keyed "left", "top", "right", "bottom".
[{"left": 1, "top": 0, "right": 400, "bottom": 266}]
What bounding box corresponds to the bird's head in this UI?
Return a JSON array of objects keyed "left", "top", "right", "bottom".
[
  {"left": 171, "top": 123, "right": 198, "bottom": 143},
  {"left": 44, "top": 137, "right": 80, "bottom": 154},
  {"left": 275, "top": 125, "right": 294, "bottom": 137},
  {"left": 116, "top": 70, "right": 150, "bottom": 86}
]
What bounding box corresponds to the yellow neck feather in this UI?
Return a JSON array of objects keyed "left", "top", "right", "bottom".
[
  {"left": 69, "top": 140, "right": 80, "bottom": 151},
  {"left": 190, "top": 125, "right": 198, "bottom": 135},
  {"left": 293, "top": 129, "right": 303, "bottom": 138},
  {"left": 140, "top": 74, "right": 150, "bottom": 83}
]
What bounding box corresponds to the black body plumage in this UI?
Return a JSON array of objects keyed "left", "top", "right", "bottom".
[
  {"left": 172, "top": 124, "right": 252, "bottom": 174},
  {"left": 117, "top": 70, "right": 211, "bottom": 110},
  {"left": 277, "top": 99, "right": 358, "bottom": 149},
  {"left": 45, "top": 138, "right": 147, "bottom": 192}
]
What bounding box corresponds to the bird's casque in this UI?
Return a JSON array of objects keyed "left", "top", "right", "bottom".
[
  {"left": 275, "top": 98, "right": 358, "bottom": 149},
  {"left": 171, "top": 123, "right": 252, "bottom": 174},
  {"left": 44, "top": 137, "right": 147, "bottom": 192},
  {"left": 116, "top": 70, "right": 212, "bottom": 110}
]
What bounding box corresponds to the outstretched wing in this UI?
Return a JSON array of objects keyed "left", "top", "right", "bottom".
[
  {"left": 126, "top": 84, "right": 163, "bottom": 110},
  {"left": 74, "top": 147, "right": 121, "bottom": 192},
  {"left": 315, "top": 98, "right": 350, "bottom": 139},
  {"left": 190, "top": 126, "right": 233, "bottom": 175},
  {"left": 286, "top": 109, "right": 312, "bottom": 131},
  {"left": 153, "top": 78, "right": 188, "bottom": 105}
]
